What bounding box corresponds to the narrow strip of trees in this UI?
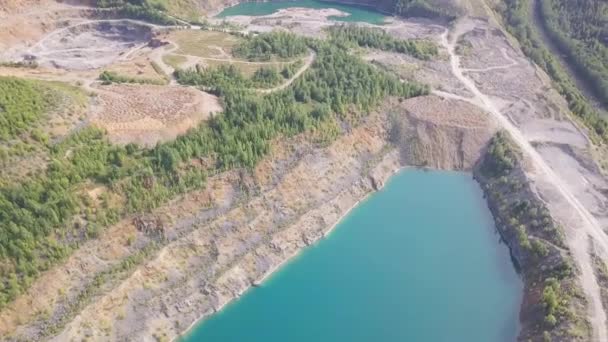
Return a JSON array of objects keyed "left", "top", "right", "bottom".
[{"left": 327, "top": 24, "right": 438, "bottom": 60}]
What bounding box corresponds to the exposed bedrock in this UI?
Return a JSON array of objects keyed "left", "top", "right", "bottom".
[{"left": 1, "top": 95, "right": 497, "bottom": 341}]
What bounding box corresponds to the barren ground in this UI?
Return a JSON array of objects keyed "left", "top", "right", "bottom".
[{"left": 91, "top": 83, "right": 221, "bottom": 146}]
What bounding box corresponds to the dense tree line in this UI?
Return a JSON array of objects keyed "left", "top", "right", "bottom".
[
  {"left": 538, "top": 0, "right": 608, "bottom": 107},
  {"left": 94, "top": 0, "right": 177, "bottom": 25},
  {"left": 232, "top": 31, "right": 309, "bottom": 61},
  {"left": 498, "top": 0, "right": 608, "bottom": 143},
  {"left": 479, "top": 131, "right": 582, "bottom": 339},
  {"left": 117, "top": 3, "right": 177, "bottom": 25},
  {"left": 251, "top": 66, "right": 282, "bottom": 88},
  {"left": 184, "top": 64, "right": 286, "bottom": 89},
  {"left": 174, "top": 64, "right": 254, "bottom": 95},
  {"left": 0, "top": 31, "right": 428, "bottom": 308},
  {"left": 482, "top": 131, "right": 518, "bottom": 176},
  {"left": 173, "top": 63, "right": 296, "bottom": 93},
  {"left": 327, "top": 25, "right": 438, "bottom": 60},
  {"left": 281, "top": 60, "right": 302, "bottom": 79},
  {"left": 393, "top": 0, "right": 460, "bottom": 21}
]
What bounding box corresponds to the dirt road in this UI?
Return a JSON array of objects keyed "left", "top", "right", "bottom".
[
  {"left": 257, "top": 51, "right": 315, "bottom": 94},
  {"left": 437, "top": 19, "right": 608, "bottom": 342}
]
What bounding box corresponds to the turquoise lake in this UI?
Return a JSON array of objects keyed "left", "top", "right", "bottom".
[
  {"left": 216, "top": 0, "right": 388, "bottom": 25},
  {"left": 181, "top": 169, "right": 522, "bottom": 342}
]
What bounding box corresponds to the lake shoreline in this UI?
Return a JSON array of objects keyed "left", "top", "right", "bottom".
[
  {"left": 213, "top": 0, "right": 390, "bottom": 25},
  {"left": 178, "top": 166, "right": 522, "bottom": 341},
  {"left": 173, "top": 152, "right": 405, "bottom": 341}
]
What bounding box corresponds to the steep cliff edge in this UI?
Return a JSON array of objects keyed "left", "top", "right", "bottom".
[
  {"left": 0, "top": 95, "right": 496, "bottom": 341},
  {"left": 474, "top": 132, "right": 591, "bottom": 341}
]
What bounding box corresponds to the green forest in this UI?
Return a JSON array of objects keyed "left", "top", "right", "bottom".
[
  {"left": 0, "top": 31, "right": 428, "bottom": 308},
  {"left": 233, "top": 31, "right": 309, "bottom": 61},
  {"left": 174, "top": 63, "right": 291, "bottom": 93},
  {"left": 94, "top": 0, "right": 178, "bottom": 25},
  {"left": 0, "top": 78, "right": 48, "bottom": 141},
  {"left": 393, "top": 0, "right": 459, "bottom": 20},
  {"left": 498, "top": 0, "right": 608, "bottom": 143},
  {"left": 538, "top": 0, "right": 608, "bottom": 107},
  {"left": 327, "top": 25, "right": 438, "bottom": 60}
]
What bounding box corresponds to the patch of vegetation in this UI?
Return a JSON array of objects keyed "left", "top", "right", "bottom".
[
  {"left": 0, "top": 77, "right": 48, "bottom": 141},
  {"left": 99, "top": 70, "right": 167, "bottom": 85},
  {"left": 481, "top": 130, "right": 519, "bottom": 176},
  {"left": 542, "top": 277, "right": 566, "bottom": 328},
  {"left": 94, "top": 0, "right": 177, "bottom": 25},
  {"left": 233, "top": 31, "right": 308, "bottom": 61},
  {"left": 327, "top": 24, "right": 438, "bottom": 60},
  {"left": 174, "top": 64, "right": 254, "bottom": 94},
  {"left": 281, "top": 60, "right": 303, "bottom": 79},
  {"left": 497, "top": 0, "right": 608, "bottom": 143},
  {"left": 251, "top": 66, "right": 282, "bottom": 88},
  {"left": 149, "top": 0, "right": 199, "bottom": 21},
  {"left": 173, "top": 59, "right": 303, "bottom": 92},
  {"left": 0, "top": 79, "right": 88, "bottom": 178},
  {"left": 162, "top": 54, "right": 187, "bottom": 69},
  {"left": 171, "top": 30, "right": 241, "bottom": 58},
  {"left": 393, "top": 0, "right": 460, "bottom": 20},
  {"left": 0, "top": 61, "right": 38, "bottom": 69},
  {"left": 538, "top": 0, "right": 608, "bottom": 106}
]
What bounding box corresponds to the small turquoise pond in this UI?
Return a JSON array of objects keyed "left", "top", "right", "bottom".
[
  {"left": 181, "top": 169, "right": 522, "bottom": 341},
  {"left": 216, "top": 0, "right": 388, "bottom": 25}
]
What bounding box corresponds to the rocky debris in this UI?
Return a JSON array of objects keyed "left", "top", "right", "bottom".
[
  {"left": 148, "top": 38, "right": 168, "bottom": 48},
  {"left": 390, "top": 95, "right": 496, "bottom": 170},
  {"left": 133, "top": 215, "right": 166, "bottom": 240}
]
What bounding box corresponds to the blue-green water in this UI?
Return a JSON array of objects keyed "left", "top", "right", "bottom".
[
  {"left": 182, "top": 170, "right": 522, "bottom": 342},
  {"left": 216, "top": 0, "right": 388, "bottom": 25}
]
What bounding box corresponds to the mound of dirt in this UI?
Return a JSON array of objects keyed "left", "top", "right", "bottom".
[{"left": 91, "top": 83, "right": 221, "bottom": 146}]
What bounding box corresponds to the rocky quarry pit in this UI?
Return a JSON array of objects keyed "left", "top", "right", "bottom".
[{"left": 14, "top": 20, "right": 153, "bottom": 70}]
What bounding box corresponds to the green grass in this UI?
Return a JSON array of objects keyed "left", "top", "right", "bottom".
[
  {"left": 150, "top": 0, "right": 200, "bottom": 21},
  {"left": 203, "top": 59, "right": 293, "bottom": 77},
  {"left": 162, "top": 54, "right": 187, "bottom": 69},
  {"left": 99, "top": 70, "right": 168, "bottom": 85},
  {"left": 0, "top": 77, "right": 49, "bottom": 141},
  {"left": 170, "top": 30, "right": 241, "bottom": 58}
]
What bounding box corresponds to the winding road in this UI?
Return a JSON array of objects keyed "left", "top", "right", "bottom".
[
  {"left": 256, "top": 51, "right": 315, "bottom": 94},
  {"left": 150, "top": 38, "right": 316, "bottom": 92}
]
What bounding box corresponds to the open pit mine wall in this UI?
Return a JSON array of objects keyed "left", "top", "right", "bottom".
[
  {"left": 473, "top": 138, "right": 591, "bottom": 341},
  {"left": 57, "top": 101, "right": 496, "bottom": 342}
]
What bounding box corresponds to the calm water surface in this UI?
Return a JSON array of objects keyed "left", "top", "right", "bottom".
[
  {"left": 182, "top": 169, "right": 522, "bottom": 342},
  {"left": 216, "top": 0, "right": 388, "bottom": 25}
]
